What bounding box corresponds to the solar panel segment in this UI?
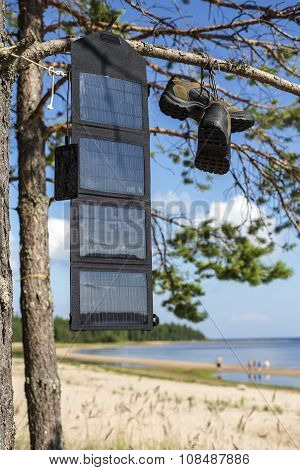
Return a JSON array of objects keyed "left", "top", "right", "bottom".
[
  {"left": 80, "top": 73, "right": 143, "bottom": 129},
  {"left": 79, "top": 270, "right": 148, "bottom": 326},
  {"left": 79, "top": 204, "right": 146, "bottom": 260},
  {"left": 79, "top": 137, "right": 145, "bottom": 196}
]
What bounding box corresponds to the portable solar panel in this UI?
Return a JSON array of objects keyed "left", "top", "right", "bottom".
[{"left": 58, "top": 31, "right": 157, "bottom": 331}]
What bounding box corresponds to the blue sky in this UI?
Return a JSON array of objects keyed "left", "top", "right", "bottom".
[{"left": 9, "top": 0, "right": 299, "bottom": 339}]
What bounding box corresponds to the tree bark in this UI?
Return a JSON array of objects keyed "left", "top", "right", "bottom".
[
  {"left": 17, "top": 0, "right": 63, "bottom": 449},
  {"left": 0, "top": 0, "right": 16, "bottom": 450}
]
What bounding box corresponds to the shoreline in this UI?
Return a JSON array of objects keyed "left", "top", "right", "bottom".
[
  {"left": 13, "top": 342, "right": 300, "bottom": 379},
  {"left": 56, "top": 346, "right": 300, "bottom": 379}
]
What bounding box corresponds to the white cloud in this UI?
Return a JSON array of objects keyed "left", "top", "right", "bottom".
[
  {"left": 153, "top": 191, "right": 269, "bottom": 231},
  {"left": 48, "top": 217, "right": 69, "bottom": 262},
  {"left": 153, "top": 190, "right": 197, "bottom": 219},
  {"left": 10, "top": 255, "right": 19, "bottom": 273},
  {"left": 10, "top": 233, "right": 19, "bottom": 274},
  {"left": 207, "top": 195, "right": 262, "bottom": 228},
  {"left": 231, "top": 313, "right": 270, "bottom": 324},
  {"left": 9, "top": 219, "right": 69, "bottom": 272}
]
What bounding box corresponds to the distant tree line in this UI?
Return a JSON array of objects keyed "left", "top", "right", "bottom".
[{"left": 12, "top": 316, "right": 205, "bottom": 343}]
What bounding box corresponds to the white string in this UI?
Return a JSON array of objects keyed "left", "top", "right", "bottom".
[
  {"left": 9, "top": 50, "right": 67, "bottom": 110},
  {"left": 46, "top": 65, "right": 66, "bottom": 110}
]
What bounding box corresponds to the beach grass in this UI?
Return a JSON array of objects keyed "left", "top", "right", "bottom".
[{"left": 13, "top": 357, "right": 300, "bottom": 450}]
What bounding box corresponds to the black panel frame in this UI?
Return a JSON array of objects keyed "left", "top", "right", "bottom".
[
  {"left": 71, "top": 196, "right": 152, "bottom": 266},
  {"left": 70, "top": 264, "right": 153, "bottom": 331}
]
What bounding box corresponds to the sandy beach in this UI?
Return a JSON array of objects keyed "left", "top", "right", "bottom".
[{"left": 13, "top": 355, "right": 300, "bottom": 450}]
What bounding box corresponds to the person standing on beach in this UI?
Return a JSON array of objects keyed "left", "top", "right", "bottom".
[
  {"left": 215, "top": 355, "right": 223, "bottom": 369},
  {"left": 263, "top": 359, "right": 271, "bottom": 370}
]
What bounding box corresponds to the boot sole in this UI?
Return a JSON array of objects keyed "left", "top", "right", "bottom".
[
  {"left": 231, "top": 114, "right": 255, "bottom": 133},
  {"left": 159, "top": 92, "right": 254, "bottom": 133},
  {"left": 195, "top": 105, "right": 231, "bottom": 175}
]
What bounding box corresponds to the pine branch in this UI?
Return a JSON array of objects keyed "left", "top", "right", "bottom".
[
  {"left": 45, "top": 1, "right": 298, "bottom": 57},
  {"left": 44, "top": 123, "right": 198, "bottom": 141},
  {"left": 146, "top": 60, "right": 277, "bottom": 109},
  {"left": 2, "top": 36, "right": 298, "bottom": 96},
  {"left": 127, "top": 40, "right": 300, "bottom": 96},
  {"left": 202, "top": 0, "right": 300, "bottom": 22}
]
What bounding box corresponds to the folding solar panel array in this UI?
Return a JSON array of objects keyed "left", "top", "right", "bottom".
[{"left": 56, "top": 32, "right": 155, "bottom": 330}]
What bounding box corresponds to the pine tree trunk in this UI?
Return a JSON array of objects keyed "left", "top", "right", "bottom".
[
  {"left": 17, "top": 0, "right": 63, "bottom": 449},
  {"left": 0, "top": 0, "right": 16, "bottom": 450}
]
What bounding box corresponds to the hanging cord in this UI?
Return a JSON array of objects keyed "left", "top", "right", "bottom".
[
  {"left": 200, "top": 67, "right": 204, "bottom": 96},
  {"left": 198, "top": 67, "right": 213, "bottom": 102},
  {"left": 65, "top": 69, "right": 71, "bottom": 145},
  {"left": 8, "top": 49, "right": 67, "bottom": 110},
  {"left": 47, "top": 66, "right": 56, "bottom": 110},
  {"left": 104, "top": 15, "right": 119, "bottom": 32},
  {"left": 47, "top": 65, "right": 68, "bottom": 110},
  {"left": 9, "top": 50, "right": 51, "bottom": 71},
  {"left": 208, "top": 68, "right": 219, "bottom": 101},
  {"left": 199, "top": 64, "right": 218, "bottom": 102}
]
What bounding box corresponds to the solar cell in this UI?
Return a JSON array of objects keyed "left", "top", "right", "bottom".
[
  {"left": 80, "top": 138, "right": 144, "bottom": 195},
  {"left": 80, "top": 73, "right": 143, "bottom": 129},
  {"left": 79, "top": 204, "right": 146, "bottom": 260},
  {"left": 79, "top": 271, "right": 148, "bottom": 325}
]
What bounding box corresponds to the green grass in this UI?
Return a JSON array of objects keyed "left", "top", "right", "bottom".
[{"left": 59, "top": 360, "right": 300, "bottom": 392}]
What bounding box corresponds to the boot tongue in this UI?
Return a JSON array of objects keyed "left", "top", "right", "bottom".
[{"left": 189, "top": 86, "right": 213, "bottom": 104}]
